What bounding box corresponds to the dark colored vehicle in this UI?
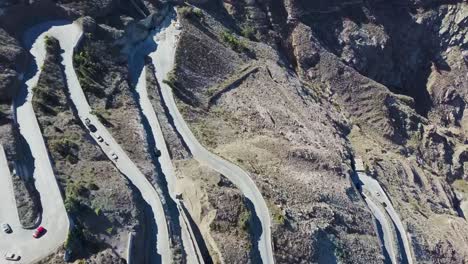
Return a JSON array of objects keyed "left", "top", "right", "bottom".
[
  {"left": 88, "top": 124, "right": 97, "bottom": 133},
  {"left": 33, "top": 226, "right": 46, "bottom": 238},
  {"left": 4, "top": 252, "right": 20, "bottom": 261},
  {"left": 2, "top": 223, "right": 11, "bottom": 234}
]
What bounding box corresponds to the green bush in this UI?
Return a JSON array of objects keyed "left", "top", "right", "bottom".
[
  {"left": 163, "top": 70, "right": 177, "bottom": 89},
  {"left": 221, "top": 31, "right": 248, "bottom": 52},
  {"left": 238, "top": 210, "right": 251, "bottom": 231},
  {"left": 64, "top": 196, "right": 81, "bottom": 214},
  {"left": 44, "top": 35, "right": 57, "bottom": 51},
  {"left": 73, "top": 47, "right": 104, "bottom": 97},
  {"left": 241, "top": 25, "right": 256, "bottom": 40},
  {"left": 50, "top": 138, "right": 78, "bottom": 157},
  {"left": 179, "top": 6, "right": 203, "bottom": 19},
  {"left": 90, "top": 108, "right": 111, "bottom": 125}
]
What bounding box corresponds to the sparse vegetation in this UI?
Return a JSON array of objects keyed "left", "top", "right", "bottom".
[
  {"left": 44, "top": 35, "right": 55, "bottom": 51},
  {"left": 193, "top": 121, "right": 217, "bottom": 148},
  {"left": 269, "top": 203, "right": 286, "bottom": 225},
  {"left": 64, "top": 226, "right": 84, "bottom": 251},
  {"left": 238, "top": 209, "right": 251, "bottom": 231},
  {"left": 179, "top": 6, "right": 203, "bottom": 20},
  {"left": 241, "top": 25, "right": 256, "bottom": 40},
  {"left": 50, "top": 137, "right": 79, "bottom": 163},
  {"left": 221, "top": 31, "right": 248, "bottom": 53},
  {"left": 105, "top": 227, "right": 114, "bottom": 235},
  {"left": 90, "top": 108, "right": 112, "bottom": 126},
  {"left": 64, "top": 180, "right": 88, "bottom": 213},
  {"left": 73, "top": 46, "right": 105, "bottom": 97},
  {"left": 453, "top": 179, "right": 468, "bottom": 193},
  {"left": 163, "top": 70, "right": 178, "bottom": 89}
]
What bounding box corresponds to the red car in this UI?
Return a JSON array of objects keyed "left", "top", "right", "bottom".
[{"left": 33, "top": 226, "right": 46, "bottom": 238}]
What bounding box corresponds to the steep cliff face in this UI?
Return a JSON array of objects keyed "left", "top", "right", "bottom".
[{"left": 0, "top": 28, "right": 26, "bottom": 102}]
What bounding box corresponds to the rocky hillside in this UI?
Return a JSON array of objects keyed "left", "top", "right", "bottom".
[{"left": 0, "top": 0, "right": 466, "bottom": 263}]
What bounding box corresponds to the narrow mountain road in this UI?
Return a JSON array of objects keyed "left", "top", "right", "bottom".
[
  {"left": 355, "top": 159, "right": 414, "bottom": 264},
  {"left": 52, "top": 21, "right": 173, "bottom": 263},
  {"left": 0, "top": 21, "right": 71, "bottom": 264},
  {"left": 148, "top": 11, "right": 275, "bottom": 264},
  {"left": 130, "top": 47, "right": 204, "bottom": 263},
  {"left": 358, "top": 172, "right": 414, "bottom": 264},
  {"left": 363, "top": 193, "right": 397, "bottom": 263}
]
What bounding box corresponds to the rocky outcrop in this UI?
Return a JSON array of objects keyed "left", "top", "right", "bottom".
[{"left": 0, "top": 28, "right": 26, "bottom": 103}]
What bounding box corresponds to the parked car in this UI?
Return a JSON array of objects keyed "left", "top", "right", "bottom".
[
  {"left": 111, "top": 153, "right": 118, "bottom": 161},
  {"left": 4, "top": 252, "right": 20, "bottom": 261},
  {"left": 2, "top": 223, "right": 11, "bottom": 234},
  {"left": 85, "top": 118, "right": 91, "bottom": 126},
  {"left": 97, "top": 135, "right": 104, "bottom": 143},
  {"left": 33, "top": 226, "right": 46, "bottom": 238},
  {"left": 88, "top": 124, "right": 97, "bottom": 133}
]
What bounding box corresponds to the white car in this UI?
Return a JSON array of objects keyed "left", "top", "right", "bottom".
[
  {"left": 4, "top": 252, "right": 20, "bottom": 261},
  {"left": 2, "top": 223, "right": 11, "bottom": 234},
  {"left": 111, "top": 153, "right": 118, "bottom": 161},
  {"left": 97, "top": 135, "right": 104, "bottom": 143}
]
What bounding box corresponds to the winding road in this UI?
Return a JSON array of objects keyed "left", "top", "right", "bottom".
[
  {"left": 148, "top": 10, "right": 275, "bottom": 264},
  {"left": 0, "top": 22, "right": 71, "bottom": 264},
  {"left": 355, "top": 159, "right": 413, "bottom": 264},
  {"left": 130, "top": 36, "right": 204, "bottom": 262},
  {"left": 52, "top": 21, "right": 173, "bottom": 263},
  {"left": 2, "top": 8, "right": 275, "bottom": 264}
]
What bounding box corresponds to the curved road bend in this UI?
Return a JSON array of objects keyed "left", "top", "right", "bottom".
[
  {"left": 48, "top": 22, "right": 172, "bottom": 263},
  {"left": 149, "top": 12, "right": 275, "bottom": 264},
  {"left": 358, "top": 171, "right": 413, "bottom": 264},
  {"left": 131, "top": 56, "right": 204, "bottom": 263},
  {"left": 0, "top": 22, "right": 71, "bottom": 264}
]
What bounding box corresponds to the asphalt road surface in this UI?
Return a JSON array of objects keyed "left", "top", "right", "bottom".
[
  {"left": 54, "top": 21, "right": 173, "bottom": 263},
  {"left": 130, "top": 33, "right": 204, "bottom": 262},
  {"left": 358, "top": 171, "right": 413, "bottom": 264},
  {"left": 0, "top": 21, "right": 71, "bottom": 264},
  {"left": 149, "top": 10, "right": 275, "bottom": 264}
]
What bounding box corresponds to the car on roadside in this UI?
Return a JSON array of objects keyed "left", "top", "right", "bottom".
[
  {"left": 85, "top": 118, "right": 91, "bottom": 126},
  {"left": 97, "top": 135, "right": 104, "bottom": 143},
  {"left": 88, "top": 124, "right": 97, "bottom": 133},
  {"left": 33, "top": 226, "right": 46, "bottom": 238},
  {"left": 2, "top": 223, "right": 11, "bottom": 234},
  {"left": 4, "top": 252, "right": 20, "bottom": 261},
  {"left": 111, "top": 153, "right": 118, "bottom": 161}
]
